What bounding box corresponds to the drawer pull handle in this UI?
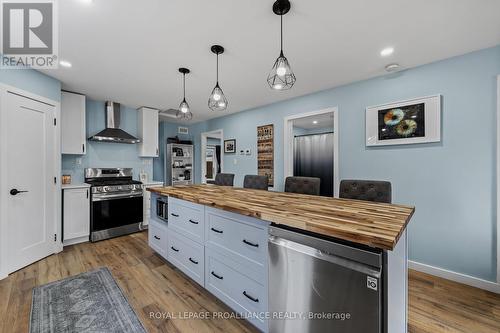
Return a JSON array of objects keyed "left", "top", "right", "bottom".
[
  {"left": 189, "top": 257, "right": 198, "bottom": 265},
  {"left": 170, "top": 246, "right": 179, "bottom": 252},
  {"left": 154, "top": 235, "right": 160, "bottom": 240},
  {"left": 171, "top": 213, "right": 179, "bottom": 217},
  {"left": 243, "top": 239, "right": 259, "bottom": 248},
  {"left": 211, "top": 227, "right": 223, "bottom": 234},
  {"left": 211, "top": 271, "right": 223, "bottom": 280},
  {"left": 243, "top": 291, "right": 259, "bottom": 303},
  {"left": 188, "top": 219, "right": 199, "bottom": 225}
]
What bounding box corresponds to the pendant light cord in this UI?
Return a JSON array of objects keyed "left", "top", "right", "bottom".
[
  {"left": 280, "top": 14, "right": 283, "bottom": 54},
  {"left": 183, "top": 73, "right": 186, "bottom": 100},
  {"left": 216, "top": 53, "right": 219, "bottom": 84}
]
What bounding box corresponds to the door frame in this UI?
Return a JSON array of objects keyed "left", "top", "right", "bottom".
[
  {"left": 201, "top": 129, "right": 224, "bottom": 184},
  {"left": 497, "top": 75, "right": 500, "bottom": 284},
  {"left": 283, "top": 107, "right": 339, "bottom": 197},
  {"left": 0, "top": 83, "right": 61, "bottom": 279}
]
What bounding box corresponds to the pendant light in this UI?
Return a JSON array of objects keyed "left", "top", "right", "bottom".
[
  {"left": 267, "top": 0, "right": 296, "bottom": 90},
  {"left": 208, "top": 45, "right": 228, "bottom": 111},
  {"left": 177, "top": 67, "right": 193, "bottom": 120}
]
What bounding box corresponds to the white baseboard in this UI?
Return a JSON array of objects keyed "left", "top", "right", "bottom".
[
  {"left": 63, "top": 236, "right": 89, "bottom": 247},
  {"left": 409, "top": 260, "right": 500, "bottom": 294}
]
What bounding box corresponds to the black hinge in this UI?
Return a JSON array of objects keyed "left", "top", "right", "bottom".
[
  {"left": 54, "top": 234, "right": 57, "bottom": 241},
  {"left": 54, "top": 177, "right": 57, "bottom": 184},
  {"left": 53, "top": 118, "right": 56, "bottom": 126}
]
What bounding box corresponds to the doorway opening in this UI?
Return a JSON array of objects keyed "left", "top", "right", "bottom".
[
  {"left": 201, "top": 129, "right": 224, "bottom": 184},
  {"left": 284, "top": 108, "right": 339, "bottom": 197}
]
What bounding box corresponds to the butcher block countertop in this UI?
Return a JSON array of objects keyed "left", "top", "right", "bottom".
[{"left": 148, "top": 185, "right": 415, "bottom": 251}]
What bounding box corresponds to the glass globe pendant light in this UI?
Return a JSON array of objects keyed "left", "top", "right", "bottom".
[
  {"left": 267, "top": 0, "right": 296, "bottom": 90},
  {"left": 176, "top": 67, "right": 193, "bottom": 120},
  {"left": 208, "top": 45, "right": 228, "bottom": 111}
]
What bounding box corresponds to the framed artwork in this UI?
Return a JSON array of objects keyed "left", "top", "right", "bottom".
[
  {"left": 366, "top": 95, "right": 441, "bottom": 146},
  {"left": 257, "top": 124, "right": 274, "bottom": 187},
  {"left": 224, "top": 139, "right": 236, "bottom": 153}
]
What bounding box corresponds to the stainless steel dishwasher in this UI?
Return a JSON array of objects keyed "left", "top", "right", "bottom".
[{"left": 269, "top": 226, "right": 383, "bottom": 333}]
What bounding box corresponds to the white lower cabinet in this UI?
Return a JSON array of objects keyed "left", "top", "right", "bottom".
[
  {"left": 63, "top": 187, "right": 90, "bottom": 246},
  {"left": 205, "top": 247, "right": 268, "bottom": 331},
  {"left": 149, "top": 219, "right": 168, "bottom": 258},
  {"left": 148, "top": 194, "right": 269, "bottom": 332},
  {"left": 167, "top": 229, "right": 205, "bottom": 286}
]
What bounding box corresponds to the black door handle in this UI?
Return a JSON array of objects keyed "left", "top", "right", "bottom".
[
  {"left": 170, "top": 246, "right": 179, "bottom": 252},
  {"left": 171, "top": 213, "right": 179, "bottom": 217},
  {"left": 243, "top": 239, "right": 259, "bottom": 248},
  {"left": 10, "top": 189, "right": 28, "bottom": 196},
  {"left": 211, "top": 227, "right": 223, "bottom": 234},
  {"left": 189, "top": 257, "right": 198, "bottom": 265},
  {"left": 188, "top": 219, "right": 199, "bottom": 225},
  {"left": 154, "top": 235, "right": 160, "bottom": 240},
  {"left": 243, "top": 291, "right": 259, "bottom": 303},
  {"left": 211, "top": 271, "right": 223, "bottom": 280}
]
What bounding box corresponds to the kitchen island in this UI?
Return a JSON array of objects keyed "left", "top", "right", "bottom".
[{"left": 147, "top": 185, "right": 414, "bottom": 333}]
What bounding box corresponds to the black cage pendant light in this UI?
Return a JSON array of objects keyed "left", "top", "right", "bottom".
[
  {"left": 177, "top": 67, "right": 193, "bottom": 120},
  {"left": 267, "top": 0, "right": 296, "bottom": 90},
  {"left": 208, "top": 45, "right": 228, "bottom": 111}
]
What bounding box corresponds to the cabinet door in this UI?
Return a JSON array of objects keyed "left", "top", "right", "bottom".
[
  {"left": 63, "top": 188, "right": 90, "bottom": 241},
  {"left": 138, "top": 107, "right": 159, "bottom": 157},
  {"left": 61, "top": 91, "right": 86, "bottom": 155}
]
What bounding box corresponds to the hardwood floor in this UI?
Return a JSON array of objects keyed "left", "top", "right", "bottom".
[{"left": 0, "top": 231, "right": 499, "bottom": 333}]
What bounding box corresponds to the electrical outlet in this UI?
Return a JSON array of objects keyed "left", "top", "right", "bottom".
[
  {"left": 75, "top": 157, "right": 82, "bottom": 165},
  {"left": 233, "top": 158, "right": 238, "bottom": 165}
]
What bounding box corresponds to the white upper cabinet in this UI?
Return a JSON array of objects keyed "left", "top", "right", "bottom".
[
  {"left": 138, "top": 107, "right": 159, "bottom": 157},
  {"left": 61, "top": 91, "right": 86, "bottom": 155}
]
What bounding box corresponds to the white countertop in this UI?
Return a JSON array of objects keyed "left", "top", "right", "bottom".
[
  {"left": 62, "top": 183, "right": 91, "bottom": 190},
  {"left": 143, "top": 181, "right": 163, "bottom": 186}
]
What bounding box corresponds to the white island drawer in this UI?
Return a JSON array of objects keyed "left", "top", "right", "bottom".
[
  {"left": 168, "top": 197, "right": 205, "bottom": 244},
  {"left": 205, "top": 207, "right": 268, "bottom": 282},
  {"left": 205, "top": 248, "right": 268, "bottom": 332},
  {"left": 149, "top": 220, "right": 167, "bottom": 259},
  {"left": 167, "top": 229, "right": 205, "bottom": 286}
]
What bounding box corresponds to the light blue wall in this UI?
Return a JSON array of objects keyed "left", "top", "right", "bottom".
[
  {"left": 0, "top": 68, "right": 61, "bottom": 101},
  {"left": 62, "top": 99, "right": 154, "bottom": 183},
  {"left": 188, "top": 46, "right": 500, "bottom": 282},
  {"left": 153, "top": 121, "right": 194, "bottom": 182}
]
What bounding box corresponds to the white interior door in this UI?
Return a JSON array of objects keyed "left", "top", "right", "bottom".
[{"left": 0, "top": 90, "right": 56, "bottom": 274}]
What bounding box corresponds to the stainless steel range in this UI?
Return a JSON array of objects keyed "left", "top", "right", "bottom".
[{"left": 85, "top": 168, "right": 143, "bottom": 242}]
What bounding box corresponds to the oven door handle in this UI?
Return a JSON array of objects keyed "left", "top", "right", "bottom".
[{"left": 92, "top": 192, "right": 143, "bottom": 201}]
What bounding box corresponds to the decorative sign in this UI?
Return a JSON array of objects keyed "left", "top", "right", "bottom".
[{"left": 257, "top": 124, "right": 274, "bottom": 187}]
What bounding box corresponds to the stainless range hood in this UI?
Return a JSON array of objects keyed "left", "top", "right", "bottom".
[{"left": 88, "top": 101, "right": 140, "bottom": 144}]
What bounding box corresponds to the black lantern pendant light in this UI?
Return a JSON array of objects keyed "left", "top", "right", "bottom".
[
  {"left": 208, "top": 45, "right": 228, "bottom": 111},
  {"left": 177, "top": 67, "right": 193, "bottom": 120},
  {"left": 267, "top": 0, "right": 296, "bottom": 90}
]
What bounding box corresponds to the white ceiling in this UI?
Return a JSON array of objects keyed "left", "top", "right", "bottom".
[
  {"left": 41, "top": 0, "right": 500, "bottom": 123},
  {"left": 293, "top": 112, "right": 334, "bottom": 130}
]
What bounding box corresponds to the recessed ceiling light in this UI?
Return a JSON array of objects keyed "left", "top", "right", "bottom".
[
  {"left": 380, "top": 47, "right": 394, "bottom": 57},
  {"left": 313, "top": 120, "right": 318, "bottom": 124},
  {"left": 80, "top": 0, "right": 93, "bottom": 4},
  {"left": 59, "top": 60, "right": 72, "bottom": 68}
]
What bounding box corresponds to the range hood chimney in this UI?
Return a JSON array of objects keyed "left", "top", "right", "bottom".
[{"left": 88, "top": 101, "right": 140, "bottom": 144}]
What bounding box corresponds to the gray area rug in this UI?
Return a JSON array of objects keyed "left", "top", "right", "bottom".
[{"left": 30, "top": 267, "right": 146, "bottom": 333}]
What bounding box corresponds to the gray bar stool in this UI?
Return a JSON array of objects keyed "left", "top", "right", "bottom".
[
  {"left": 339, "top": 180, "right": 392, "bottom": 203},
  {"left": 243, "top": 175, "right": 269, "bottom": 190},
  {"left": 284, "top": 176, "right": 321, "bottom": 196},
  {"left": 214, "top": 173, "right": 235, "bottom": 186}
]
